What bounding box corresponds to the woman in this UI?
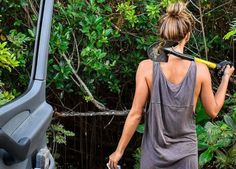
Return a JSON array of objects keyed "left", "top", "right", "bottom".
[{"left": 108, "top": 2, "right": 234, "bottom": 169}]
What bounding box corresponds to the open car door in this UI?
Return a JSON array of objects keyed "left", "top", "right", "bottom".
[{"left": 0, "top": 0, "right": 55, "bottom": 168}]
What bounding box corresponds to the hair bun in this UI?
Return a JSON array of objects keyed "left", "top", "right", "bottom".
[
  {"left": 159, "top": 2, "right": 195, "bottom": 42},
  {"left": 167, "top": 2, "right": 187, "bottom": 17}
]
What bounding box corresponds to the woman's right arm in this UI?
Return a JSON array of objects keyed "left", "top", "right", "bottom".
[
  {"left": 108, "top": 60, "right": 150, "bottom": 169},
  {"left": 200, "top": 64, "right": 234, "bottom": 118}
]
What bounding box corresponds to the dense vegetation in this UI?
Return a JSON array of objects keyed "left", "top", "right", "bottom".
[{"left": 0, "top": 0, "right": 236, "bottom": 168}]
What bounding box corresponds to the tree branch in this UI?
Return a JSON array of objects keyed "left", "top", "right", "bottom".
[
  {"left": 29, "top": 0, "right": 38, "bottom": 16},
  {"left": 186, "top": 9, "right": 201, "bottom": 24},
  {"left": 204, "top": 0, "right": 233, "bottom": 16},
  {"left": 191, "top": 33, "right": 201, "bottom": 57},
  {"left": 62, "top": 53, "right": 108, "bottom": 111},
  {"left": 189, "top": 0, "right": 200, "bottom": 10},
  {"left": 55, "top": 110, "right": 130, "bottom": 117},
  {"left": 71, "top": 32, "right": 81, "bottom": 73},
  {"left": 111, "top": 23, "right": 140, "bottom": 38},
  {"left": 22, "top": 5, "right": 35, "bottom": 28},
  {"left": 198, "top": 1, "right": 208, "bottom": 59}
]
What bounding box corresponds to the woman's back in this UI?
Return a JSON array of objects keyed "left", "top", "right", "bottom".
[
  {"left": 141, "top": 57, "right": 198, "bottom": 169},
  {"left": 143, "top": 55, "right": 206, "bottom": 111}
]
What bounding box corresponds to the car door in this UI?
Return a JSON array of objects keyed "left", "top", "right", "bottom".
[{"left": 0, "top": 0, "right": 54, "bottom": 168}]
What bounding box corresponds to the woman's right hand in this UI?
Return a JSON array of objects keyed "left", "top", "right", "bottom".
[{"left": 107, "top": 150, "right": 123, "bottom": 169}]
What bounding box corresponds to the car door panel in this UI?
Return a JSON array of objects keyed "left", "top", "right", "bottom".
[
  {"left": 0, "top": 0, "right": 54, "bottom": 168},
  {"left": 2, "top": 111, "right": 30, "bottom": 136}
]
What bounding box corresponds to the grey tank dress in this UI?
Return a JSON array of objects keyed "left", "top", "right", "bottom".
[{"left": 141, "top": 61, "right": 198, "bottom": 169}]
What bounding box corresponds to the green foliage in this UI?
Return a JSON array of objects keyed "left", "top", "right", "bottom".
[
  {"left": 197, "top": 112, "right": 236, "bottom": 168},
  {"left": 224, "top": 114, "right": 236, "bottom": 130},
  {"left": 49, "top": 22, "right": 71, "bottom": 54},
  {"left": 8, "top": 29, "right": 32, "bottom": 48},
  {"left": 47, "top": 123, "right": 75, "bottom": 166},
  {"left": 224, "top": 29, "right": 236, "bottom": 40},
  {"left": 7, "top": 29, "right": 34, "bottom": 67},
  {"left": 133, "top": 124, "right": 144, "bottom": 169},
  {"left": 198, "top": 94, "right": 236, "bottom": 168},
  {"left": 199, "top": 149, "right": 214, "bottom": 167},
  {"left": 47, "top": 59, "right": 73, "bottom": 91},
  {"left": 133, "top": 148, "right": 141, "bottom": 169},
  {"left": 136, "top": 124, "right": 145, "bottom": 134},
  {"left": 50, "top": 123, "right": 75, "bottom": 145},
  {"left": 161, "top": 0, "right": 180, "bottom": 7},
  {"left": 146, "top": 4, "right": 161, "bottom": 19},
  {"left": 48, "top": 0, "right": 185, "bottom": 99},
  {"left": 0, "top": 91, "right": 15, "bottom": 106},
  {"left": 0, "top": 42, "right": 18, "bottom": 71},
  {"left": 1, "top": 0, "right": 38, "bottom": 91},
  {"left": 224, "top": 19, "right": 236, "bottom": 40},
  {"left": 49, "top": 0, "right": 123, "bottom": 94},
  {"left": 196, "top": 99, "right": 210, "bottom": 124},
  {"left": 84, "top": 95, "right": 93, "bottom": 102},
  {"left": 117, "top": 2, "right": 138, "bottom": 27},
  {"left": 214, "top": 144, "right": 236, "bottom": 169},
  {"left": 1, "top": 30, "right": 33, "bottom": 90},
  {"left": 0, "top": 42, "right": 19, "bottom": 105}
]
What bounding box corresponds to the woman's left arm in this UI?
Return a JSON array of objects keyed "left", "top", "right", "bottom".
[{"left": 108, "top": 61, "right": 150, "bottom": 169}]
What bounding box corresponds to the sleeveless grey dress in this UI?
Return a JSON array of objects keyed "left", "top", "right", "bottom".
[{"left": 141, "top": 61, "right": 198, "bottom": 169}]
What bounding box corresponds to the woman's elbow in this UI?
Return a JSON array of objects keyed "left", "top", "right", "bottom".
[
  {"left": 210, "top": 113, "right": 218, "bottom": 119},
  {"left": 207, "top": 110, "right": 219, "bottom": 119},
  {"left": 128, "top": 109, "right": 143, "bottom": 121}
]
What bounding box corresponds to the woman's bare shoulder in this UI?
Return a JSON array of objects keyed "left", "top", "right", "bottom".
[
  {"left": 136, "top": 59, "right": 153, "bottom": 78},
  {"left": 195, "top": 62, "right": 211, "bottom": 81},
  {"left": 139, "top": 59, "right": 153, "bottom": 69},
  {"left": 196, "top": 62, "right": 209, "bottom": 74}
]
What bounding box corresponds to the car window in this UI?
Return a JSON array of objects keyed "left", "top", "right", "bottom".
[{"left": 0, "top": 1, "right": 39, "bottom": 106}]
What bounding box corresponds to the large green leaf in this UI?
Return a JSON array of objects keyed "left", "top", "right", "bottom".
[
  {"left": 196, "top": 99, "right": 210, "bottom": 124},
  {"left": 199, "top": 149, "right": 214, "bottom": 167},
  {"left": 136, "top": 124, "right": 145, "bottom": 134},
  {"left": 224, "top": 115, "right": 236, "bottom": 130}
]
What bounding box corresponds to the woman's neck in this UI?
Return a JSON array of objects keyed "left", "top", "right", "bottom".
[{"left": 173, "top": 43, "right": 185, "bottom": 53}]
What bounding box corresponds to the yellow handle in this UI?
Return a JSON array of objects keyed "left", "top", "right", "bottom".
[{"left": 194, "top": 57, "right": 217, "bottom": 69}]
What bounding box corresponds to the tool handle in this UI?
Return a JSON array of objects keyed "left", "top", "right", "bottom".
[{"left": 194, "top": 57, "right": 217, "bottom": 69}]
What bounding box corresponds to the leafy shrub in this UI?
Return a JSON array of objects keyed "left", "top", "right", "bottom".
[
  {"left": 197, "top": 115, "right": 236, "bottom": 168},
  {"left": 0, "top": 42, "right": 19, "bottom": 105},
  {"left": 224, "top": 19, "right": 236, "bottom": 40},
  {"left": 47, "top": 123, "right": 75, "bottom": 165},
  {"left": 0, "top": 42, "right": 18, "bottom": 71}
]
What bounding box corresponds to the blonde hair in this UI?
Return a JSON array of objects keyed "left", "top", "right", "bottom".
[{"left": 159, "top": 2, "right": 195, "bottom": 42}]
